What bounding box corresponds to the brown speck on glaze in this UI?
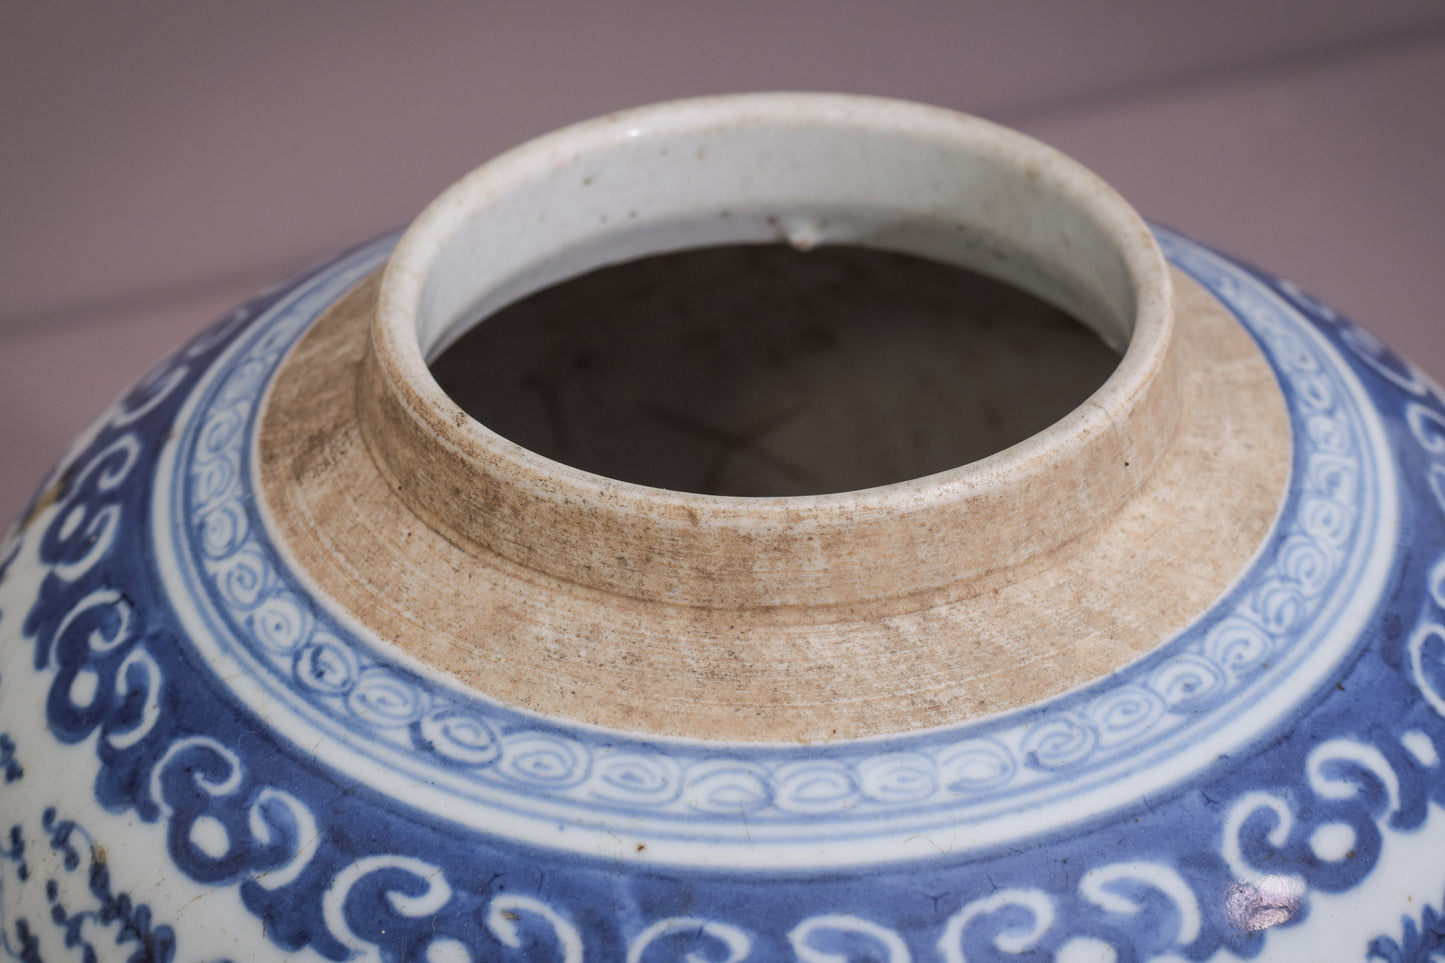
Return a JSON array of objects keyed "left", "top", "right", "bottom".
[{"left": 16, "top": 471, "right": 67, "bottom": 534}]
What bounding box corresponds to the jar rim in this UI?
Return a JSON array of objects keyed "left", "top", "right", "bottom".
[{"left": 361, "top": 93, "right": 1179, "bottom": 608}]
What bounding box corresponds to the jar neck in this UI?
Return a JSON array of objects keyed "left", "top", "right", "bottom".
[{"left": 358, "top": 94, "right": 1179, "bottom": 609}]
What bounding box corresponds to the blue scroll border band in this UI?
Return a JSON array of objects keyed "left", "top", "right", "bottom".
[{"left": 148, "top": 226, "right": 1395, "bottom": 863}]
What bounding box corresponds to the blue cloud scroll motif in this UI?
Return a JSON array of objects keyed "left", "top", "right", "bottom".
[{"left": 1, "top": 228, "right": 1444, "bottom": 961}]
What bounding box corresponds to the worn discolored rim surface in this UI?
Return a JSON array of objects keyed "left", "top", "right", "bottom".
[
  {"left": 257, "top": 95, "right": 1291, "bottom": 741},
  {"left": 360, "top": 94, "right": 1180, "bottom": 610}
]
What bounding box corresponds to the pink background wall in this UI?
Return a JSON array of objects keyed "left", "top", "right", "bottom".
[{"left": 3, "top": 1, "right": 1443, "bottom": 521}]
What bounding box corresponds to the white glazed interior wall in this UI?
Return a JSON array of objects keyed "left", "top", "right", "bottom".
[{"left": 406, "top": 100, "right": 1142, "bottom": 357}]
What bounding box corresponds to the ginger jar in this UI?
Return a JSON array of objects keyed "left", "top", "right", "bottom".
[{"left": 2, "top": 94, "right": 1444, "bottom": 963}]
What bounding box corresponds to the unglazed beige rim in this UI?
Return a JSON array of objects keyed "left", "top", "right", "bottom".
[{"left": 360, "top": 93, "right": 1178, "bottom": 609}]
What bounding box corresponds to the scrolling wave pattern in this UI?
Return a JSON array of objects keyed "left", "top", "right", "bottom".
[
  {"left": 1265, "top": 266, "right": 1445, "bottom": 961},
  {"left": 0, "top": 246, "right": 394, "bottom": 961},
  {"left": 161, "top": 230, "right": 1385, "bottom": 840},
  {"left": 1, "top": 230, "right": 1443, "bottom": 961}
]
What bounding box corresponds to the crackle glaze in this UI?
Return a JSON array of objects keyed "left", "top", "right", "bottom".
[{"left": 1, "top": 95, "right": 1443, "bottom": 962}]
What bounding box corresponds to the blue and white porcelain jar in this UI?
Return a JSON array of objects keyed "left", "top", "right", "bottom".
[{"left": 2, "top": 94, "right": 1444, "bottom": 962}]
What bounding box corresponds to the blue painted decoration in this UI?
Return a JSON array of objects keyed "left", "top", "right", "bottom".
[{"left": 0, "top": 228, "right": 1443, "bottom": 962}]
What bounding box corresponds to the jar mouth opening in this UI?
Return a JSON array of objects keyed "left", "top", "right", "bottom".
[
  {"left": 427, "top": 242, "right": 1122, "bottom": 497},
  {"left": 377, "top": 94, "right": 1170, "bottom": 503},
  {"left": 362, "top": 94, "right": 1177, "bottom": 607}
]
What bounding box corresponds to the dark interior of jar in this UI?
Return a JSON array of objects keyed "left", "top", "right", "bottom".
[{"left": 429, "top": 243, "right": 1119, "bottom": 496}]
